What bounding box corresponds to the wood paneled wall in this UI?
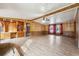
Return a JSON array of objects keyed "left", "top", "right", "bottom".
[
  {"left": 62, "top": 20, "right": 76, "bottom": 38},
  {"left": 63, "top": 21, "right": 75, "bottom": 32},
  {"left": 25, "top": 20, "right": 48, "bottom": 36}
]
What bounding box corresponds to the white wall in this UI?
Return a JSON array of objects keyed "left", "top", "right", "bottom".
[{"left": 49, "top": 8, "right": 76, "bottom": 24}]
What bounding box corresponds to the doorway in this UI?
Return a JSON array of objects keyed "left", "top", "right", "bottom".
[{"left": 48, "top": 24, "right": 63, "bottom": 35}]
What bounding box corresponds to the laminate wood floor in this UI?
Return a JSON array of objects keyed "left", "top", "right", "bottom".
[
  {"left": 24, "top": 35, "right": 79, "bottom": 56},
  {"left": 6, "top": 35, "right": 79, "bottom": 56}
]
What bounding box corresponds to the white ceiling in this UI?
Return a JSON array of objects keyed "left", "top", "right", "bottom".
[
  {"left": 35, "top": 8, "right": 77, "bottom": 24},
  {"left": 0, "top": 3, "right": 72, "bottom": 19}
]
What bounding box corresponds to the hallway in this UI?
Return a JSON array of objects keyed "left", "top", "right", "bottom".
[{"left": 22, "top": 35, "right": 79, "bottom": 56}]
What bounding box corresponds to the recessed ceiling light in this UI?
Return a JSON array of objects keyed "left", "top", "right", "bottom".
[{"left": 41, "top": 6, "right": 45, "bottom": 11}]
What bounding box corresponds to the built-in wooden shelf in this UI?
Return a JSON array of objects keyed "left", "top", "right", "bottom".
[
  {"left": 17, "top": 31, "right": 24, "bottom": 37},
  {"left": 0, "top": 18, "right": 28, "bottom": 39},
  {"left": 0, "top": 33, "right": 10, "bottom": 39},
  {"left": 10, "top": 32, "right": 17, "bottom": 39}
]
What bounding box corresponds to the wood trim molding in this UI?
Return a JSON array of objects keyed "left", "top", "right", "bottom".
[{"left": 32, "top": 3, "right": 79, "bottom": 20}]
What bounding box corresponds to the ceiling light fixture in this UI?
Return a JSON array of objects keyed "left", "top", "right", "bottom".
[
  {"left": 42, "top": 17, "right": 50, "bottom": 23},
  {"left": 41, "top": 6, "right": 46, "bottom": 11},
  {"left": 42, "top": 17, "right": 45, "bottom": 23}
]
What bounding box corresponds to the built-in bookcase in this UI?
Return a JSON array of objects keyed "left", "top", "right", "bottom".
[
  {"left": 17, "top": 21, "right": 24, "bottom": 37},
  {"left": 0, "top": 18, "right": 27, "bottom": 39}
]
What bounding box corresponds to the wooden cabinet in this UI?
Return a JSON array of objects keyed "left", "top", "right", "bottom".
[
  {"left": 10, "top": 32, "right": 16, "bottom": 39},
  {"left": 0, "top": 18, "right": 26, "bottom": 39},
  {"left": 0, "top": 33, "right": 10, "bottom": 39},
  {"left": 17, "top": 31, "right": 24, "bottom": 37},
  {"left": 9, "top": 21, "right": 17, "bottom": 32},
  {"left": 17, "top": 21, "right": 24, "bottom": 31}
]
